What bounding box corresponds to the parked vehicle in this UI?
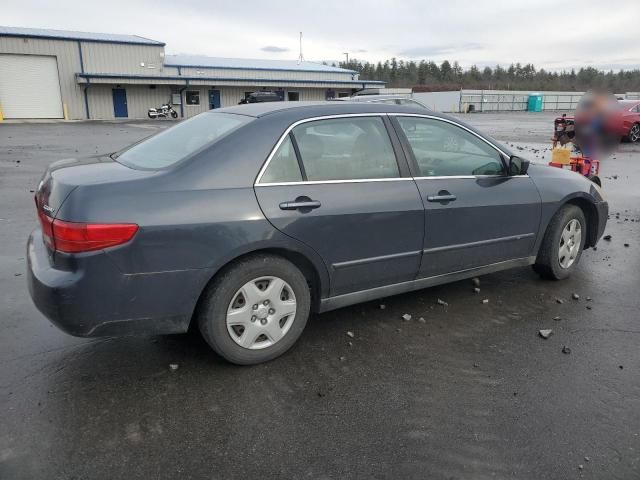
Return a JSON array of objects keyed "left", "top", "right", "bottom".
[
  {"left": 148, "top": 103, "right": 178, "bottom": 119},
  {"left": 239, "top": 91, "right": 282, "bottom": 104},
  {"left": 618, "top": 100, "right": 640, "bottom": 142},
  {"left": 28, "top": 102, "right": 608, "bottom": 365}
]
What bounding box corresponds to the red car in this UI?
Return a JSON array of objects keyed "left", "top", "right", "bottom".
[{"left": 618, "top": 100, "right": 640, "bottom": 143}]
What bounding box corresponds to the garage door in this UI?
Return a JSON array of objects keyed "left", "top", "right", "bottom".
[{"left": 0, "top": 54, "right": 64, "bottom": 119}]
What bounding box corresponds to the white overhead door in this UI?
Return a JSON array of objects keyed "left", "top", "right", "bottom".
[{"left": 0, "top": 54, "right": 64, "bottom": 119}]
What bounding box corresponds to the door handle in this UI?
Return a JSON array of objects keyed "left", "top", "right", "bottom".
[
  {"left": 427, "top": 194, "right": 456, "bottom": 202},
  {"left": 279, "top": 200, "right": 321, "bottom": 210},
  {"left": 427, "top": 190, "right": 457, "bottom": 203}
]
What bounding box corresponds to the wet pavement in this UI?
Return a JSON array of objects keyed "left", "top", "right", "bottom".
[{"left": 1, "top": 113, "right": 639, "bottom": 479}]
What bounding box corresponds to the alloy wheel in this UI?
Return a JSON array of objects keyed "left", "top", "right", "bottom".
[
  {"left": 630, "top": 124, "right": 640, "bottom": 143},
  {"left": 226, "top": 276, "right": 297, "bottom": 349},
  {"left": 558, "top": 219, "right": 582, "bottom": 269}
]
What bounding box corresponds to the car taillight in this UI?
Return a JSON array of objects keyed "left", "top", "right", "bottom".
[
  {"left": 37, "top": 209, "right": 137, "bottom": 253},
  {"left": 38, "top": 210, "right": 56, "bottom": 250},
  {"left": 51, "top": 220, "right": 139, "bottom": 253}
]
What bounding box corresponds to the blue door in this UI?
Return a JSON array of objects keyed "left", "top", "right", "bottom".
[
  {"left": 112, "top": 88, "right": 128, "bottom": 118},
  {"left": 208, "top": 89, "right": 221, "bottom": 109}
]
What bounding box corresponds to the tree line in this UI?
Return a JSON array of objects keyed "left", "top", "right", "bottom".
[{"left": 326, "top": 58, "right": 640, "bottom": 92}]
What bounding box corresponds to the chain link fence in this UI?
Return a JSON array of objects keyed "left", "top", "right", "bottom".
[
  {"left": 459, "top": 91, "right": 583, "bottom": 113},
  {"left": 457, "top": 91, "right": 640, "bottom": 113}
]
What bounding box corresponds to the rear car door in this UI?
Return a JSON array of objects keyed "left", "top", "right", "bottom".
[
  {"left": 391, "top": 115, "right": 541, "bottom": 278},
  {"left": 254, "top": 115, "right": 424, "bottom": 297}
]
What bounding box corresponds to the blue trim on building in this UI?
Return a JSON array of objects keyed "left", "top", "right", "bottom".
[
  {"left": 0, "top": 32, "right": 165, "bottom": 46},
  {"left": 164, "top": 63, "right": 358, "bottom": 75},
  {"left": 76, "top": 73, "right": 385, "bottom": 86}
]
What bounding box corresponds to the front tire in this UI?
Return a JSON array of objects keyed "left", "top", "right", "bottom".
[
  {"left": 198, "top": 254, "right": 311, "bottom": 365},
  {"left": 628, "top": 123, "right": 640, "bottom": 143},
  {"left": 533, "top": 205, "right": 586, "bottom": 280},
  {"left": 171, "top": 111, "right": 178, "bottom": 119}
]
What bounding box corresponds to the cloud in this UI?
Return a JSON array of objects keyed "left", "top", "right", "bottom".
[
  {"left": 261, "top": 45, "right": 289, "bottom": 53},
  {"left": 398, "top": 43, "right": 484, "bottom": 58},
  {"left": 2, "top": 0, "right": 639, "bottom": 70}
]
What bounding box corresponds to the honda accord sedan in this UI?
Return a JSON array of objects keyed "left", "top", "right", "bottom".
[{"left": 27, "top": 102, "right": 608, "bottom": 364}]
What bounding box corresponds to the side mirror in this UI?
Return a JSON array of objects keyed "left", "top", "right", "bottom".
[{"left": 508, "top": 155, "right": 530, "bottom": 175}]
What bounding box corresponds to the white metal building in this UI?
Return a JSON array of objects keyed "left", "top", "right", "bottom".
[{"left": 0, "top": 26, "right": 384, "bottom": 120}]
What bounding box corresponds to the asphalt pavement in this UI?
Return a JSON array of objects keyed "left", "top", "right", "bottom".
[{"left": 1, "top": 113, "right": 638, "bottom": 479}]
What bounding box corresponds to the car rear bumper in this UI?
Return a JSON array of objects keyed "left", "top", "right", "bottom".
[{"left": 27, "top": 228, "right": 209, "bottom": 337}]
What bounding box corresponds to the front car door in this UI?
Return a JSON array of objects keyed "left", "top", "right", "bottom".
[
  {"left": 391, "top": 114, "right": 541, "bottom": 278},
  {"left": 254, "top": 114, "right": 425, "bottom": 297}
]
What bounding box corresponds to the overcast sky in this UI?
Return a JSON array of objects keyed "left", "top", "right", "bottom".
[{"left": 3, "top": 0, "right": 639, "bottom": 71}]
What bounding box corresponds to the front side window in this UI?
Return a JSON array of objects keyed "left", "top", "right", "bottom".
[
  {"left": 396, "top": 117, "right": 505, "bottom": 177},
  {"left": 115, "top": 112, "right": 250, "bottom": 169},
  {"left": 185, "top": 90, "right": 200, "bottom": 105},
  {"left": 291, "top": 117, "right": 399, "bottom": 181}
]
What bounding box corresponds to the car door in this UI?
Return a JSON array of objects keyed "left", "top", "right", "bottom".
[
  {"left": 254, "top": 114, "right": 425, "bottom": 297},
  {"left": 391, "top": 114, "right": 541, "bottom": 278}
]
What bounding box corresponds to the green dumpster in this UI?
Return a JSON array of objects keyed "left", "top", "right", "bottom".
[{"left": 527, "top": 94, "right": 543, "bottom": 112}]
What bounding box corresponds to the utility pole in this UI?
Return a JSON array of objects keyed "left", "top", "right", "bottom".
[
  {"left": 343, "top": 51, "right": 349, "bottom": 64},
  {"left": 298, "top": 32, "right": 304, "bottom": 64}
]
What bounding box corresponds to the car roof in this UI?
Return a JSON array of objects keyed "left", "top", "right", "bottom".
[
  {"left": 210, "top": 101, "right": 512, "bottom": 157},
  {"left": 215, "top": 100, "right": 434, "bottom": 118}
]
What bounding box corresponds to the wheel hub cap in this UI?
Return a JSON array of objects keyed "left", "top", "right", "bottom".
[
  {"left": 558, "top": 219, "right": 582, "bottom": 269},
  {"left": 226, "top": 276, "right": 296, "bottom": 350}
]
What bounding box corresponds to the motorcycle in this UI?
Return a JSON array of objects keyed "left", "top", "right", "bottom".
[{"left": 148, "top": 103, "right": 178, "bottom": 119}]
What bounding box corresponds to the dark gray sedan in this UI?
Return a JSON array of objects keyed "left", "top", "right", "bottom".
[{"left": 27, "top": 102, "right": 608, "bottom": 364}]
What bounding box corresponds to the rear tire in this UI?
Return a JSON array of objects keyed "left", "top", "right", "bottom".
[
  {"left": 198, "top": 254, "right": 311, "bottom": 365},
  {"left": 533, "top": 205, "right": 586, "bottom": 280},
  {"left": 628, "top": 123, "right": 640, "bottom": 143}
]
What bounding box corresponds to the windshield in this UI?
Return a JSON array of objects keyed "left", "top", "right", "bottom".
[{"left": 115, "top": 112, "right": 252, "bottom": 169}]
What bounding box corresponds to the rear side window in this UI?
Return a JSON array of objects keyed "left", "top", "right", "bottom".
[
  {"left": 292, "top": 117, "right": 399, "bottom": 181},
  {"left": 396, "top": 117, "right": 504, "bottom": 177},
  {"left": 116, "top": 112, "right": 251, "bottom": 169},
  {"left": 260, "top": 135, "right": 302, "bottom": 183}
]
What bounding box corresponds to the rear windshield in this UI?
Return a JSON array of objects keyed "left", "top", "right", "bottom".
[{"left": 115, "top": 112, "right": 251, "bottom": 169}]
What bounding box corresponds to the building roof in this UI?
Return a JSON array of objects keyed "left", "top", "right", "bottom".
[
  {"left": 76, "top": 72, "right": 384, "bottom": 86},
  {"left": 0, "top": 26, "right": 164, "bottom": 46},
  {"left": 165, "top": 54, "right": 357, "bottom": 74}
]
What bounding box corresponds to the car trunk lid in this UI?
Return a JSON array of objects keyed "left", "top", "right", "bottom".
[{"left": 35, "top": 155, "right": 154, "bottom": 252}]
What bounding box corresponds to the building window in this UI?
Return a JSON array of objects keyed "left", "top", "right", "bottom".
[
  {"left": 185, "top": 91, "right": 200, "bottom": 106},
  {"left": 287, "top": 91, "right": 300, "bottom": 101}
]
